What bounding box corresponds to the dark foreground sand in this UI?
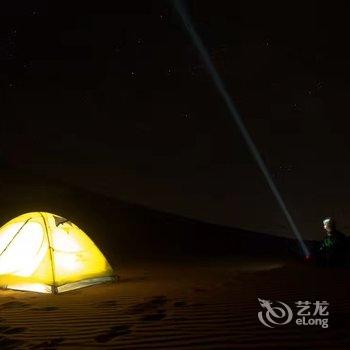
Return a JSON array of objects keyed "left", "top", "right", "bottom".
[{"left": 1, "top": 256, "right": 350, "bottom": 349}]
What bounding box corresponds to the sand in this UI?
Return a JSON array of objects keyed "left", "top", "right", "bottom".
[
  {"left": 0, "top": 167, "right": 349, "bottom": 348},
  {"left": 0, "top": 256, "right": 349, "bottom": 349}
]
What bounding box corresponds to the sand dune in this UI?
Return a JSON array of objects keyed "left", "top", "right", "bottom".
[
  {"left": 0, "top": 165, "right": 298, "bottom": 261},
  {"left": 1, "top": 258, "right": 350, "bottom": 349}
]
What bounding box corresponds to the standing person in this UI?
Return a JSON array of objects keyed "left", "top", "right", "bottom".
[{"left": 318, "top": 218, "right": 348, "bottom": 267}]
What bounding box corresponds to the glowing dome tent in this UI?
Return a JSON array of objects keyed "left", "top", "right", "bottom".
[{"left": 0, "top": 212, "right": 115, "bottom": 293}]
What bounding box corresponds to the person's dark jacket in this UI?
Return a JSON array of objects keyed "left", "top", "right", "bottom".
[{"left": 319, "top": 230, "right": 348, "bottom": 266}]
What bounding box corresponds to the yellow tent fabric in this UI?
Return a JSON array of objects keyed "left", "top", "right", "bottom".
[{"left": 0, "top": 212, "right": 115, "bottom": 293}]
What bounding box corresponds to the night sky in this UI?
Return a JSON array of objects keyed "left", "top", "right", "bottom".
[{"left": 1, "top": 1, "right": 350, "bottom": 239}]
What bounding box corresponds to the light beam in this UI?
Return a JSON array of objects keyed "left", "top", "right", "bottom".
[{"left": 174, "top": 0, "right": 309, "bottom": 256}]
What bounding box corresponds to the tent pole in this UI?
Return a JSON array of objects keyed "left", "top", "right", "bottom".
[{"left": 40, "top": 213, "right": 57, "bottom": 294}]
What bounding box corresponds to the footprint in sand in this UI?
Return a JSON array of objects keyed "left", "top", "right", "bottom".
[
  {"left": 141, "top": 310, "right": 166, "bottom": 322},
  {"left": 29, "top": 337, "right": 64, "bottom": 349},
  {"left": 3, "top": 326, "right": 26, "bottom": 335},
  {"left": 94, "top": 325, "right": 131, "bottom": 343},
  {"left": 31, "top": 306, "right": 59, "bottom": 312},
  {"left": 0, "top": 320, "right": 26, "bottom": 349},
  {"left": 173, "top": 301, "right": 187, "bottom": 307},
  {"left": 0, "top": 335, "right": 23, "bottom": 349},
  {"left": 0, "top": 326, "right": 10, "bottom": 333},
  {"left": 149, "top": 296, "right": 167, "bottom": 307},
  {"left": 0, "top": 301, "right": 30, "bottom": 310},
  {"left": 128, "top": 295, "right": 167, "bottom": 314},
  {"left": 127, "top": 296, "right": 168, "bottom": 323}
]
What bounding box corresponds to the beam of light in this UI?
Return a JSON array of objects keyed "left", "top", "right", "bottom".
[{"left": 174, "top": 0, "right": 309, "bottom": 257}]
